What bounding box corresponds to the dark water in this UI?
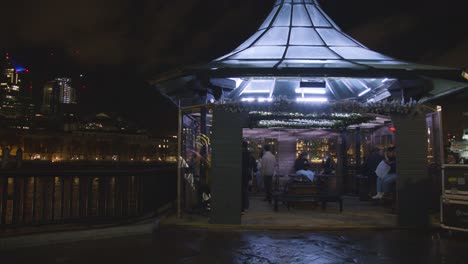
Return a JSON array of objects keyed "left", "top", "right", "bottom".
[{"left": 2, "top": 227, "right": 468, "bottom": 264}]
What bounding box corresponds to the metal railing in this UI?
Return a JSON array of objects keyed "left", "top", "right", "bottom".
[{"left": 0, "top": 166, "right": 176, "bottom": 227}]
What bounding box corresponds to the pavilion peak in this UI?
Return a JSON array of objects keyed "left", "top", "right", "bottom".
[{"left": 214, "top": 0, "right": 395, "bottom": 66}]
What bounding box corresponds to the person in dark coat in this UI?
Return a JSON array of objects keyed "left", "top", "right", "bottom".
[
  {"left": 294, "top": 152, "right": 310, "bottom": 172},
  {"left": 322, "top": 151, "right": 334, "bottom": 174},
  {"left": 241, "top": 141, "right": 256, "bottom": 213},
  {"left": 363, "top": 147, "right": 384, "bottom": 195}
]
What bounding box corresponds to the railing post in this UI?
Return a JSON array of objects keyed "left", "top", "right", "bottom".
[
  {"left": 1, "top": 176, "right": 7, "bottom": 227},
  {"left": 32, "top": 176, "right": 37, "bottom": 222},
  {"left": 51, "top": 176, "right": 56, "bottom": 221}
]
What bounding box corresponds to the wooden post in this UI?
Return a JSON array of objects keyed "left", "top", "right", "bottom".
[
  {"left": 210, "top": 107, "right": 243, "bottom": 225},
  {"left": 356, "top": 127, "right": 361, "bottom": 175},
  {"left": 177, "top": 108, "right": 182, "bottom": 218},
  {"left": 391, "top": 113, "right": 430, "bottom": 227}
]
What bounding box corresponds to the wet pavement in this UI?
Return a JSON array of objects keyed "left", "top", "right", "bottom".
[{"left": 2, "top": 226, "right": 468, "bottom": 264}]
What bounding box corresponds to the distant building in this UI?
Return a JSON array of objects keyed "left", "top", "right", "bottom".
[
  {"left": 0, "top": 52, "right": 35, "bottom": 126},
  {"left": 41, "top": 77, "right": 77, "bottom": 117}
]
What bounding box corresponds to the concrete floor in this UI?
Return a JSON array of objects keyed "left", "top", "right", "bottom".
[{"left": 2, "top": 226, "right": 468, "bottom": 264}]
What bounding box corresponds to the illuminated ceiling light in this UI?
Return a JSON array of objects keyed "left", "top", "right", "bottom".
[
  {"left": 295, "top": 88, "right": 327, "bottom": 94},
  {"left": 257, "top": 97, "right": 273, "bottom": 102},
  {"left": 296, "top": 97, "right": 328, "bottom": 103},
  {"left": 241, "top": 98, "right": 255, "bottom": 102},
  {"left": 241, "top": 89, "right": 271, "bottom": 94},
  {"left": 358, "top": 88, "right": 371, "bottom": 97}
]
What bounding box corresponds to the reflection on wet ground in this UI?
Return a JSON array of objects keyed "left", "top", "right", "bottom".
[{"left": 2, "top": 227, "right": 468, "bottom": 264}]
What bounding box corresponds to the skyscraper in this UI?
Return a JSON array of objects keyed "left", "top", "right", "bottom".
[
  {"left": 0, "top": 52, "right": 34, "bottom": 121},
  {"left": 41, "top": 77, "right": 77, "bottom": 116}
]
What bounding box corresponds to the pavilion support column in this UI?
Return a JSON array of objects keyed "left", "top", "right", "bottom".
[
  {"left": 341, "top": 129, "right": 348, "bottom": 193},
  {"left": 391, "top": 113, "right": 430, "bottom": 227},
  {"left": 335, "top": 131, "right": 346, "bottom": 194},
  {"left": 355, "top": 127, "right": 361, "bottom": 175},
  {"left": 210, "top": 107, "right": 243, "bottom": 225}
]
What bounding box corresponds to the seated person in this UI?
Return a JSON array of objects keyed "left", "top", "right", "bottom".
[
  {"left": 373, "top": 146, "right": 397, "bottom": 199},
  {"left": 321, "top": 151, "right": 334, "bottom": 174},
  {"left": 294, "top": 152, "right": 315, "bottom": 182}
]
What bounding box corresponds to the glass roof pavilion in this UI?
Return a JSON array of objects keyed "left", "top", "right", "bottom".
[{"left": 155, "top": 0, "right": 468, "bottom": 106}]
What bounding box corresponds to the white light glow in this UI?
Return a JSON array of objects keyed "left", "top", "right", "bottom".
[
  {"left": 242, "top": 90, "right": 271, "bottom": 94},
  {"left": 382, "top": 78, "right": 389, "bottom": 83},
  {"left": 228, "top": 78, "right": 244, "bottom": 88},
  {"left": 358, "top": 88, "right": 371, "bottom": 97},
  {"left": 295, "top": 88, "right": 327, "bottom": 94},
  {"left": 241, "top": 98, "right": 255, "bottom": 102},
  {"left": 296, "top": 97, "right": 328, "bottom": 103},
  {"left": 257, "top": 97, "right": 273, "bottom": 103}
]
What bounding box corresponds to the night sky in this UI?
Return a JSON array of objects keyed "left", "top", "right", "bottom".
[{"left": 1, "top": 0, "right": 467, "bottom": 134}]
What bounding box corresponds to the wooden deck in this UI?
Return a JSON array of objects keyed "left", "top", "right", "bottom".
[
  {"left": 161, "top": 194, "right": 411, "bottom": 229},
  {"left": 241, "top": 195, "right": 397, "bottom": 228}
]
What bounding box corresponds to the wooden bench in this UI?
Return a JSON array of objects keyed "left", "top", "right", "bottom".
[{"left": 273, "top": 192, "right": 343, "bottom": 212}]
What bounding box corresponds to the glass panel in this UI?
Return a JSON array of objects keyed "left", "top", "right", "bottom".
[
  {"left": 290, "top": 27, "right": 324, "bottom": 45},
  {"left": 327, "top": 79, "right": 356, "bottom": 100},
  {"left": 286, "top": 46, "right": 340, "bottom": 59},
  {"left": 275, "top": 0, "right": 282, "bottom": 5},
  {"left": 222, "top": 60, "right": 279, "bottom": 68},
  {"left": 292, "top": 5, "right": 312, "bottom": 26},
  {"left": 215, "top": 30, "right": 266, "bottom": 61},
  {"left": 273, "top": 4, "right": 291, "bottom": 27},
  {"left": 330, "top": 47, "right": 391, "bottom": 60},
  {"left": 272, "top": 79, "right": 299, "bottom": 99},
  {"left": 241, "top": 80, "right": 275, "bottom": 95},
  {"left": 230, "top": 46, "right": 286, "bottom": 59},
  {"left": 305, "top": 4, "right": 331, "bottom": 27},
  {"left": 259, "top": 6, "right": 280, "bottom": 30},
  {"left": 316, "top": 28, "right": 357, "bottom": 46},
  {"left": 234, "top": 29, "right": 266, "bottom": 52},
  {"left": 293, "top": 0, "right": 303, "bottom": 3},
  {"left": 279, "top": 59, "right": 363, "bottom": 68},
  {"left": 255, "top": 27, "right": 289, "bottom": 46}
]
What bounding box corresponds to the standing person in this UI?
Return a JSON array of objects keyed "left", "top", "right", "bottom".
[
  {"left": 373, "top": 146, "right": 396, "bottom": 199},
  {"left": 241, "top": 141, "right": 255, "bottom": 213},
  {"left": 363, "top": 147, "right": 384, "bottom": 196},
  {"left": 261, "top": 145, "right": 276, "bottom": 204},
  {"left": 1, "top": 145, "right": 10, "bottom": 169},
  {"left": 255, "top": 150, "right": 264, "bottom": 192},
  {"left": 15, "top": 147, "right": 23, "bottom": 169}
]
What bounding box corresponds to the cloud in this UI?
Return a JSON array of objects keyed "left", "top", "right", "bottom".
[
  {"left": 430, "top": 39, "right": 468, "bottom": 68},
  {"left": 348, "top": 14, "right": 420, "bottom": 50}
]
